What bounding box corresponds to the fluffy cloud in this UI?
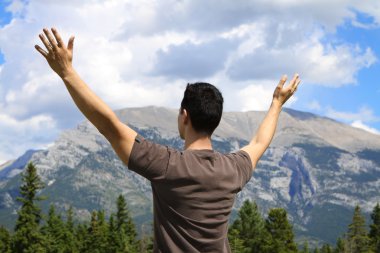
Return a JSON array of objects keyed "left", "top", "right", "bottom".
[
  {"left": 351, "top": 120, "right": 380, "bottom": 135},
  {"left": 234, "top": 80, "right": 298, "bottom": 111},
  {"left": 226, "top": 33, "right": 376, "bottom": 86},
  {"left": 324, "top": 106, "right": 380, "bottom": 135},
  {"left": 326, "top": 106, "right": 379, "bottom": 123},
  {"left": 307, "top": 100, "right": 322, "bottom": 111},
  {"left": 0, "top": 112, "right": 57, "bottom": 164},
  {"left": 151, "top": 38, "right": 238, "bottom": 79},
  {"left": 0, "top": 0, "right": 379, "bottom": 161}
]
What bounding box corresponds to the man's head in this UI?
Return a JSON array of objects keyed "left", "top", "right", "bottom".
[{"left": 178, "top": 82, "right": 223, "bottom": 138}]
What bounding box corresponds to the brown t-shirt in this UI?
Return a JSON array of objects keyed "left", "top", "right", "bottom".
[{"left": 128, "top": 135, "right": 252, "bottom": 253}]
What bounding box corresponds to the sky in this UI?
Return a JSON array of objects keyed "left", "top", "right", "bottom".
[{"left": 0, "top": 0, "right": 379, "bottom": 164}]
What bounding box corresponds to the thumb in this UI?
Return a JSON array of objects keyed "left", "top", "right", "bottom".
[{"left": 67, "top": 36, "right": 75, "bottom": 51}]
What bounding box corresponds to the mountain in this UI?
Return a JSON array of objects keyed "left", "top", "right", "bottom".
[{"left": 1, "top": 106, "right": 380, "bottom": 247}]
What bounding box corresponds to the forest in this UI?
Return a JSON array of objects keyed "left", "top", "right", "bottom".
[{"left": 0, "top": 162, "right": 379, "bottom": 253}]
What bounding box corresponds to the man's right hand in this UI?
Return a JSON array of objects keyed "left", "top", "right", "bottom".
[
  {"left": 272, "top": 74, "right": 301, "bottom": 106},
  {"left": 241, "top": 73, "right": 301, "bottom": 171}
]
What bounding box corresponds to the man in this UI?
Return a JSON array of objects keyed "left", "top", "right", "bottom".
[{"left": 35, "top": 28, "right": 300, "bottom": 252}]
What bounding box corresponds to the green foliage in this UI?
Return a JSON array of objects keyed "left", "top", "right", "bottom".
[
  {"left": 228, "top": 228, "right": 245, "bottom": 253},
  {"left": 66, "top": 206, "right": 74, "bottom": 233},
  {"left": 265, "top": 207, "right": 298, "bottom": 253},
  {"left": 42, "top": 204, "right": 78, "bottom": 253},
  {"left": 320, "top": 243, "right": 333, "bottom": 253},
  {"left": 334, "top": 237, "right": 346, "bottom": 253},
  {"left": 0, "top": 162, "right": 145, "bottom": 253},
  {"left": 115, "top": 194, "right": 138, "bottom": 252},
  {"left": 301, "top": 241, "right": 310, "bottom": 253},
  {"left": 346, "top": 205, "right": 371, "bottom": 253},
  {"left": 229, "top": 200, "right": 271, "bottom": 253},
  {"left": 369, "top": 203, "right": 380, "bottom": 252},
  {"left": 41, "top": 205, "right": 66, "bottom": 252},
  {"left": 139, "top": 222, "right": 154, "bottom": 253},
  {"left": 11, "top": 162, "right": 46, "bottom": 253},
  {"left": 0, "top": 226, "right": 11, "bottom": 253}
]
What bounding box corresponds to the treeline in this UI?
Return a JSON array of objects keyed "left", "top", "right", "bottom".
[
  {"left": 0, "top": 162, "right": 379, "bottom": 253},
  {"left": 228, "top": 200, "right": 380, "bottom": 253},
  {"left": 0, "top": 163, "right": 152, "bottom": 253}
]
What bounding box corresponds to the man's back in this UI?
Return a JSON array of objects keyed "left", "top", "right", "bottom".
[{"left": 128, "top": 135, "right": 252, "bottom": 252}]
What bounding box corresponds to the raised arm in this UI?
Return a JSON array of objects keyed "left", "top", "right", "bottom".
[
  {"left": 35, "top": 28, "right": 137, "bottom": 165},
  {"left": 241, "top": 74, "right": 300, "bottom": 170}
]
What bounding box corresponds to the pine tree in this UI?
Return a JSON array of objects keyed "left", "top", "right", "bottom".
[
  {"left": 116, "top": 194, "right": 138, "bottom": 252},
  {"left": 301, "top": 241, "right": 310, "bottom": 253},
  {"left": 228, "top": 228, "right": 245, "bottom": 253},
  {"left": 265, "top": 207, "right": 298, "bottom": 253},
  {"left": 76, "top": 223, "right": 88, "bottom": 252},
  {"left": 347, "top": 205, "right": 370, "bottom": 253},
  {"left": 369, "top": 203, "right": 380, "bottom": 253},
  {"left": 0, "top": 226, "right": 11, "bottom": 253},
  {"left": 320, "top": 244, "right": 333, "bottom": 253},
  {"left": 66, "top": 206, "right": 75, "bottom": 234},
  {"left": 334, "top": 237, "right": 346, "bottom": 253},
  {"left": 85, "top": 210, "right": 102, "bottom": 253},
  {"left": 107, "top": 214, "right": 118, "bottom": 253},
  {"left": 97, "top": 210, "right": 110, "bottom": 252},
  {"left": 229, "top": 200, "right": 271, "bottom": 252},
  {"left": 139, "top": 223, "right": 154, "bottom": 253},
  {"left": 11, "top": 162, "right": 46, "bottom": 253},
  {"left": 42, "top": 204, "right": 66, "bottom": 252},
  {"left": 60, "top": 205, "right": 79, "bottom": 253}
]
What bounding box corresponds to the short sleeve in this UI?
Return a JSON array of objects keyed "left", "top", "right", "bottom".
[
  {"left": 228, "top": 150, "right": 253, "bottom": 189},
  {"left": 127, "top": 135, "right": 171, "bottom": 181}
]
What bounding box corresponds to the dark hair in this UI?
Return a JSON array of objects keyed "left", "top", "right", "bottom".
[{"left": 180, "top": 82, "right": 224, "bottom": 136}]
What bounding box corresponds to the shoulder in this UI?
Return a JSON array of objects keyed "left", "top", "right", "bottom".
[
  {"left": 225, "top": 149, "right": 253, "bottom": 186},
  {"left": 128, "top": 135, "right": 179, "bottom": 181},
  {"left": 225, "top": 149, "right": 252, "bottom": 163}
]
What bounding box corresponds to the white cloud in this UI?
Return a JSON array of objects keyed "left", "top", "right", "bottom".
[
  {"left": 351, "top": 120, "right": 380, "bottom": 135},
  {"left": 307, "top": 100, "right": 322, "bottom": 111},
  {"left": 0, "top": 0, "right": 379, "bottom": 161},
  {"left": 226, "top": 28, "right": 377, "bottom": 86},
  {"left": 326, "top": 106, "right": 379, "bottom": 123},
  {"left": 323, "top": 106, "right": 380, "bottom": 134},
  {"left": 0, "top": 113, "right": 57, "bottom": 163},
  {"left": 236, "top": 80, "right": 297, "bottom": 111},
  {"left": 238, "top": 83, "right": 274, "bottom": 111}
]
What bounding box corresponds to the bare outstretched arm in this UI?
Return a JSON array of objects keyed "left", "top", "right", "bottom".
[
  {"left": 241, "top": 74, "right": 301, "bottom": 171},
  {"left": 35, "top": 28, "right": 137, "bottom": 165}
]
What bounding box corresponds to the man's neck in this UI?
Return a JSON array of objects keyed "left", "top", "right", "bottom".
[{"left": 184, "top": 134, "right": 213, "bottom": 150}]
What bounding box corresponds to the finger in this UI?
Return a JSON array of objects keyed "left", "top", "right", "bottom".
[
  {"left": 292, "top": 79, "right": 301, "bottom": 93},
  {"left": 290, "top": 73, "right": 299, "bottom": 86},
  {"left": 35, "top": 45, "right": 48, "bottom": 58},
  {"left": 39, "top": 33, "right": 53, "bottom": 53},
  {"left": 295, "top": 79, "right": 301, "bottom": 89},
  {"left": 43, "top": 28, "right": 58, "bottom": 50},
  {"left": 51, "top": 27, "right": 65, "bottom": 48},
  {"left": 67, "top": 36, "right": 75, "bottom": 52},
  {"left": 277, "top": 75, "right": 287, "bottom": 88}
]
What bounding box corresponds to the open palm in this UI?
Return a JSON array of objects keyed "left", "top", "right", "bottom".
[
  {"left": 35, "top": 28, "right": 75, "bottom": 78},
  {"left": 272, "top": 74, "right": 301, "bottom": 106}
]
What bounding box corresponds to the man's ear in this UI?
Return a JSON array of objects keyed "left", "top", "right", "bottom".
[{"left": 182, "top": 109, "right": 189, "bottom": 124}]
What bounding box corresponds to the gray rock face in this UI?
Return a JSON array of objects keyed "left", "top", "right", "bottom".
[{"left": 1, "top": 106, "right": 380, "bottom": 246}]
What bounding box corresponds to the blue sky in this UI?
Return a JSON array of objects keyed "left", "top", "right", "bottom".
[{"left": 0, "top": 0, "right": 379, "bottom": 163}]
